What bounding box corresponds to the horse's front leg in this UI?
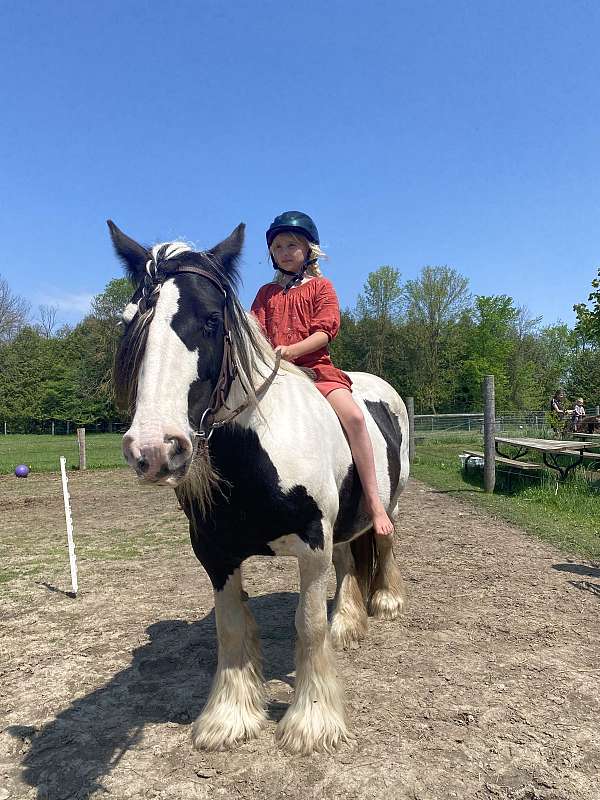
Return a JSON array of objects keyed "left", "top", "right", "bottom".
[
  {"left": 276, "top": 533, "right": 349, "bottom": 754},
  {"left": 192, "top": 568, "right": 266, "bottom": 750}
]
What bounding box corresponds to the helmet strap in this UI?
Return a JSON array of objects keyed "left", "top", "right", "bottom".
[{"left": 274, "top": 257, "right": 318, "bottom": 293}]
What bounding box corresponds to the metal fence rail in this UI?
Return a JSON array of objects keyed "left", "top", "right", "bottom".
[
  {"left": 414, "top": 407, "right": 600, "bottom": 437},
  {"left": 1, "top": 420, "right": 129, "bottom": 435},
  {"left": 415, "top": 411, "right": 548, "bottom": 436}
]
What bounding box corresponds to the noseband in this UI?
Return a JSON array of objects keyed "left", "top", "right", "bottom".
[{"left": 134, "top": 259, "right": 280, "bottom": 449}]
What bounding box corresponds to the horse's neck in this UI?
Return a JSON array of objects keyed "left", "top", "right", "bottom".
[
  {"left": 220, "top": 360, "right": 285, "bottom": 424},
  {"left": 216, "top": 315, "right": 314, "bottom": 430},
  {"left": 215, "top": 317, "right": 283, "bottom": 424}
]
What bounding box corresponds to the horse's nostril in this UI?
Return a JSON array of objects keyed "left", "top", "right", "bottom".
[
  {"left": 165, "top": 433, "right": 192, "bottom": 465},
  {"left": 137, "top": 457, "right": 149, "bottom": 474},
  {"left": 167, "top": 436, "right": 181, "bottom": 455}
]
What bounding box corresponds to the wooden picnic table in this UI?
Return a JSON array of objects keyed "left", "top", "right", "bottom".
[
  {"left": 572, "top": 432, "right": 600, "bottom": 442},
  {"left": 494, "top": 436, "right": 593, "bottom": 481}
]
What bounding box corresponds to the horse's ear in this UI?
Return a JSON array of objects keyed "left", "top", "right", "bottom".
[
  {"left": 107, "top": 220, "right": 149, "bottom": 283},
  {"left": 207, "top": 223, "right": 245, "bottom": 277}
]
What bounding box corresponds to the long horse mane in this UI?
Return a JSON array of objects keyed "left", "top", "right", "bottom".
[{"left": 113, "top": 241, "right": 305, "bottom": 415}]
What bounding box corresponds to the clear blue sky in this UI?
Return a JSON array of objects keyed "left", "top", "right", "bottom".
[{"left": 2, "top": 0, "right": 599, "bottom": 327}]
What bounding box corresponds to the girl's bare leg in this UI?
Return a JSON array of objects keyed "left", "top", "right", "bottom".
[{"left": 326, "top": 389, "right": 394, "bottom": 537}]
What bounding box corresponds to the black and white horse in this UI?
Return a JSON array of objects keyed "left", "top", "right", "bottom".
[{"left": 109, "top": 221, "right": 409, "bottom": 754}]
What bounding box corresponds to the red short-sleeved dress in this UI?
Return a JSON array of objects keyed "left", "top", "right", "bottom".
[{"left": 251, "top": 277, "right": 353, "bottom": 397}]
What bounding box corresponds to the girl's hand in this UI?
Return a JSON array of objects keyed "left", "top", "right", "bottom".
[{"left": 275, "top": 345, "right": 297, "bottom": 362}]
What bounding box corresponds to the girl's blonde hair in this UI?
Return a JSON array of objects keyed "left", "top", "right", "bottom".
[{"left": 270, "top": 233, "right": 327, "bottom": 286}]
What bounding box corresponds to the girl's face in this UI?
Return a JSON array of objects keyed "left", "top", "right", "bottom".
[{"left": 270, "top": 233, "right": 309, "bottom": 272}]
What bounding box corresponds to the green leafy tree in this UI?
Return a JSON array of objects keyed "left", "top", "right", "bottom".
[
  {"left": 355, "top": 266, "right": 403, "bottom": 377},
  {"left": 565, "top": 349, "right": 600, "bottom": 410},
  {"left": 91, "top": 277, "right": 133, "bottom": 322},
  {"left": 505, "top": 306, "right": 544, "bottom": 410},
  {"left": 402, "top": 266, "right": 471, "bottom": 412},
  {"left": 531, "top": 323, "right": 575, "bottom": 409},
  {"left": 458, "top": 295, "right": 518, "bottom": 409},
  {"left": 574, "top": 265, "right": 600, "bottom": 346},
  {"left": 0, "top": 275, "right": 30, "bottom": 342}
]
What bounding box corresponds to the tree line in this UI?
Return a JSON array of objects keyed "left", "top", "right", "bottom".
[{"left": 1, "top": 264, "right": 599, "bottom": 431}]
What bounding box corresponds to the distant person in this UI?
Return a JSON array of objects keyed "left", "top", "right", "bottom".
[
  {"left": 550, "top": 390, "right": 567, "bottom": 416},
  {"left": 572, "top": 398, "right": 585, "bottom": 431},
  {"left": 548, "top": 389, "right": 572, "bottom": 436}
]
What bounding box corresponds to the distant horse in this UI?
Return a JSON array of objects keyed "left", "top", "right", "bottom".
[
  {"left": 108, "top": 220, "right": 409, "bottom": 754},
  {"left": 579, "top": 414, "right": 600, "bottom": 434}
]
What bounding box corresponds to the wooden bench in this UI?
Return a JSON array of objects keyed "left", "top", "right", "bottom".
[
  {"left": 561, "top": 449, "right": 600, "bottom": 464},
  {"left": 461, "top": 450, "right": 542, "bottom": 472}
]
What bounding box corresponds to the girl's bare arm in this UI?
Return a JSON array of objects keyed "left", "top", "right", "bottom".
[{"left": 277, "top": 331, "right": 329, "bottom": 361}]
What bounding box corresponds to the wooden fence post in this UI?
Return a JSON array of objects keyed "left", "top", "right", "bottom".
[
  {"left": 483, "top": 375, "right": 495, "bottom": 493},
  {"left": 77, "top": 427, "right": 87, "bottom": 471},
  {"left": 406, "top": 397, "right": 415, "bottom": 464}
]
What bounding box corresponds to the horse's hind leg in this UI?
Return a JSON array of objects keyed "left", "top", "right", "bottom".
[
  {"left": 276, "top": 537, "right": 349, "bottom": 754},
  {"left": 369, "top": 527, "right": 406, "bottom": 620},
  {"left": 330, "top": 542, "right": 368, "bottom": 650},
  {"left": 192, "top": 568, "right": 266, "bottom": 750}
]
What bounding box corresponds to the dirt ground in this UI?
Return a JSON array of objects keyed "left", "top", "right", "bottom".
[{"left": 0, "top": 468, "right": 598, "bottom": 800}]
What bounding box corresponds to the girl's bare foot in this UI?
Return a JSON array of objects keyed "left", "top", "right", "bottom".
[{"left": 371, "top": 506, "right": 394, "bottom": 537}]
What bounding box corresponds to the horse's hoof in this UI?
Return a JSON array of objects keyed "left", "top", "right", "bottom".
[
  {"left": 275, "top": 706, "right": 350, "bottom": 755},
  {"left": 369, "top": 588, "right": 405, "bottom": 620},
  {"left": 330, "top": 612, "right": 368, "bottom": 650},
  {"left": 191, "top": 709, "right": 265, "bottom": 751}
]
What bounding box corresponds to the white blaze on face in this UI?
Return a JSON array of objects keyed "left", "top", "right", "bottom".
[{"left": 124, "top": 281, "right": 199, "bottom": 475}]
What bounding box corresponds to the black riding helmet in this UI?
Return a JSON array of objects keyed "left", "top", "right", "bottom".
[
  {"left": 266, "top": 211, "right": 320, "bottom": 292},
  {"left": 265, "top": 211, "right": 320, "bottom": 248}
]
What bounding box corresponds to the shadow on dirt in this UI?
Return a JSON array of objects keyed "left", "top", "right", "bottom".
[
  {"left": 568, "top": 580, "right": 600, "bottom": 598},
  {"left": 36, "top": 582, "right": 77, "bottom": 598},
  {"left": 7, "top": 591, "right": 298, "bottom": 800},
  {"left": 552, "top": 563, "right": 600, "bottom": 578}
]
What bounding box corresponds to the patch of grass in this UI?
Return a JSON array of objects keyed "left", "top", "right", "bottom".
[
  {"left": 0, "top": 433, "right": 124, "bottom": 474},
  {"left": 412, "top": 434, "right": 600, "bottom": 560},
  {"left": 0, "top": 569, "right": 20, "bottom": 585},
  {"left": 81, "top": 545, "right": 143, "bottom": 561}
]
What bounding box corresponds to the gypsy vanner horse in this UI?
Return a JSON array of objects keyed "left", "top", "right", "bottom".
[{"left": 109, "top": 220, "right": 409, "bottom": 755}]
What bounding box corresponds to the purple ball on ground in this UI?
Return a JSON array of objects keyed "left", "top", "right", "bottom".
[{"left": 15, "top": 464, "right": 30, "bottom": 478}]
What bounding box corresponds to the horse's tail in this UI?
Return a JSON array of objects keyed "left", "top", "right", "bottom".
[{"left": 350, "top": 529, "right": 378, "bottom": 604}]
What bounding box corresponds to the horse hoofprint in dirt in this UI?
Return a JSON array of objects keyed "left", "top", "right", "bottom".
[{"left": 109, "top": 220, "right": 409, "bottom": 755}]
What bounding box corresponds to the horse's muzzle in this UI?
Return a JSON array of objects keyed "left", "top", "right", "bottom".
[{"left": 122, "top": 429, "right": 193, "bottom": 485}]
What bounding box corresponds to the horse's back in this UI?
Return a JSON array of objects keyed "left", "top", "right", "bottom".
[{"left": 347, "top": 372, "right": 406, "bottom": 412}]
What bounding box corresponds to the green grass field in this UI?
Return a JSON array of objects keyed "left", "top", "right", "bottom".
[
  {"left": 0, "top": 433, "right": 124, "bottom": 474},
  {"left": 412, "top": 433, "right": 600, "bottom": 559},
  {"left": 2, "top": 431, "right": 599, "bottom": 559}
]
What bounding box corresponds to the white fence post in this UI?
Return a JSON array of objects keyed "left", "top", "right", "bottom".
[{"left": 60, "top": 456, "right": 78, "bottom": 597}]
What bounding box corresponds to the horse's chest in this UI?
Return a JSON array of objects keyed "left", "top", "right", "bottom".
[{"left": 185, "top": 425, "right": 326, "bottom": 586}]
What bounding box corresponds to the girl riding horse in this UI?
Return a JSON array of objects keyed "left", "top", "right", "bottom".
[{"left": 109, "top": 219, "right": 409, "bottom": 754}]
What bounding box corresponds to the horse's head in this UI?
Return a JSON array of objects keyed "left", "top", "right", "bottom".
[{"left": 109, "top": 220, "right": 245, "bottom": 485}]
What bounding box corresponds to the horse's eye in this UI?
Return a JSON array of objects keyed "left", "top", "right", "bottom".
[{"left": 201, "top": 312, "right": 220, "bottom": 337}]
